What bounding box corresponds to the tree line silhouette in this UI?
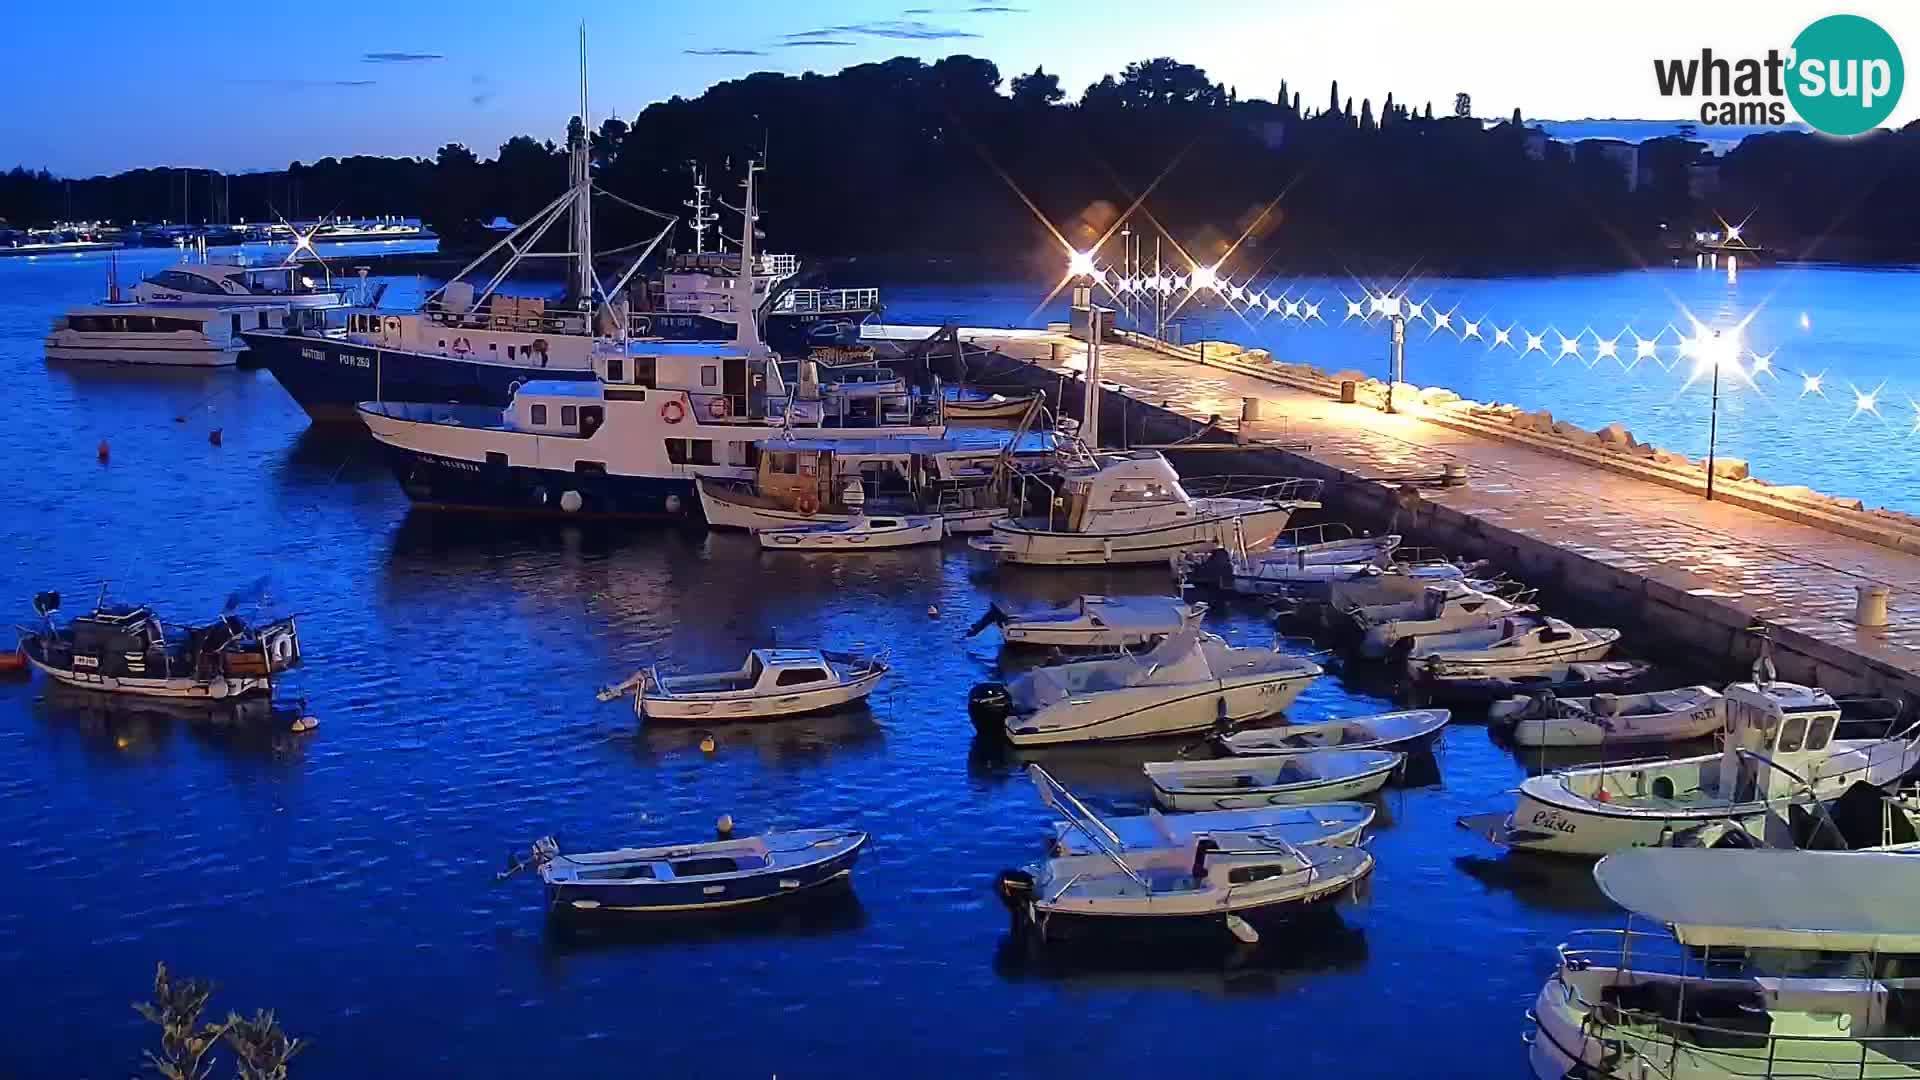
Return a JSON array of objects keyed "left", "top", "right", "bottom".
[{"left": 5, "top": 55, "right": 1918, "bottom": 272}]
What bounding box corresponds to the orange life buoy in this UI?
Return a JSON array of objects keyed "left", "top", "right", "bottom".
[
  {"left": 708, "top": 397, "right": 729, "bottom": 420},
  {"left": 660, "top": 399, "right": 686, "bottom": 425},
  {"left": 795, "top": 492, "right": 819, "bottom": 516}
]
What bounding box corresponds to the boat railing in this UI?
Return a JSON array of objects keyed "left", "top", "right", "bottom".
[
  {"left": 653, "top": 296, "right": 740, "bottom": 315},
  {"left": 1270, "top": 522, "right": 1359, "bottom": 549},
  {"left": 759, "top": 254, "right": 799, "bottom": 278},
  {"left": 423, "top": 308, "right": 591, "bottom": 336},
  {"left": 1182, "top": 475, "right": 1325, "bottom": 505},
  {"left": 775, "top": 288, "right": 880, "bottom": 315}
]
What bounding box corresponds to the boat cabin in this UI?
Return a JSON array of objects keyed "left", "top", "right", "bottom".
[
  {"left": 1052, "top": 451, "right": 1198, "bottom": 532},
  {"left": 744, "top": 433, "right": 1042, "bottom": 516},
  {"left": 1717, "top": 680, "right": 1842, "bottom": 803},
  {"left": 54, "top": 304, "right": 287, "bottom": 344},
  {"left": 132, "top": 260, "right": 341, "bottom": 305},
  {"left": 506, "top": 381, "right": 608, "bottom": 439}
]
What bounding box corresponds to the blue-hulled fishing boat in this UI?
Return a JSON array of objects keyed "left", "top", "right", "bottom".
[{"left": 504, "top": 828, "right": 868, "bottom": 918}]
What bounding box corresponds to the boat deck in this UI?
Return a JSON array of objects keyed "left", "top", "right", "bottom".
[{"left": 891, "top": 325, "right": 1920, "bottom": 701}]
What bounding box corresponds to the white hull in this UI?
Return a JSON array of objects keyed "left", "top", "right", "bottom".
[
  {"left": 45, "top": 341, "right": 240, "bottom": 367},
  {"left": 1409, "top": 632, "right": 1619, "bottom": 680},
  {"left": 757, "top": 517, "right": 943, "bottom": 550},
  {"left": 1007, "top": 673, "right": 1314, "bottom": 746},
  {"left": 701, "top": 486, "right": 1003, "bottom": 535},
  {"left": 1508, "top": 699, "right": 1724, "bottom": 748},
  {"left": 1360, "top": 612, "right": 1505, "bottom": 659},
  {"left": 971, "top": 506, "right": 1296, "bottom": 567},
  {"left": 1003, "top": 625, "right": 1170, "bottom": 648},
  {"left": 639, "top": 668, "right": 883, "bottom": 721},
  {"left": 1149, "top": 763, "right": 1399, "bottom": 811},
  {"left": 1049, "top": 803, "right": 1376, "bottom": 854},
  {"left": 25, "top": 653, "right": 265, "bottom": 699}
]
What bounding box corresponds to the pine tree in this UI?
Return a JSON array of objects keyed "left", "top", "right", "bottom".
[
  {"left": 1511, "top": 106, "right": 1523, "bottom": 126},
  {"left": 1279, "top": 78, "right": 1291, "bottom": 114},
  {"left": 1329, "top": 80, "right": 1340, "bottom": 115},
  {"left": 1359, "top": 98, "right": 1375, "bottom": 130}
]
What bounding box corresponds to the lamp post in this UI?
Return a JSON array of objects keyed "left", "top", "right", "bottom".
[
  {"left": 1119, "top": 224, "right": 1132, "bottom": 328},
  {"left": 1706, "top": 330, "right": 1723, "bottom": 502}
]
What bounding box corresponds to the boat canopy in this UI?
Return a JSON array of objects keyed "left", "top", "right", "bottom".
[{"left": 1594, "top": 848, "right": 1920, "bottom": 952}]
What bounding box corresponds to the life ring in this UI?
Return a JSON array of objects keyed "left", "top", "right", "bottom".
[
  {"left": 452, "top": 336, "right": 471, "bottom": 356},
  {"left": 383, "top": 316, "right": 400, "bottom": 334},
  {"left": 661, "top": 399, "right": 686, "bottom": 424},
  {"left": 708, "top": 397, "right": 729, "bottom": 420},
  {"left": 795, "top": 492, "right": 819, "bottom": 516}
]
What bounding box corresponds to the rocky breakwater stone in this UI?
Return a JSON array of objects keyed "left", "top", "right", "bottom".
[
  {"left": 1708, "top": 457, "right": 1750, "bottom": 481},
  {"left": 1419, "top": 386, "right": 1462, "bottom": 407}
]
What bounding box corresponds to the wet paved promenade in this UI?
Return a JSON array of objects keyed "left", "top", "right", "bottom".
[{"left": 875, "top": 324, "right": 1920, "bottom": 697}]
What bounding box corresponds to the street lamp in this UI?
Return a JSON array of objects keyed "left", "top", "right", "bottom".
[{"left": 1692, "top": 327, "right": 1743, "bottom": 501}]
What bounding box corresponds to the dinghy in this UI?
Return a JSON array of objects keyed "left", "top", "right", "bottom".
[
  {"left": 1417, "top": 660, "right": 1652, "bottom": 703},
  {"left": 1144, "top": 749, "right": 1403, "bottom": 811},
  {"left": 756, "top": 514, "right": 943, "bottom": 550},
  {"left": 1349, "top": 582, "right": 1533, "bottom": 659},
  {"left": 966, "top": 594, "right": 1204, "bottom": 650},
  {"left": 943, "top": 390, "right": 1043, "bottom": 425},
  {"left": 966, "top": 626, "right": 1322, "bottom": 746},
  {"left": 1028, "top": 764, "right": 1374, "bottom": 856},
  {"left": 1489, "top": 685, "right": 1723, "bottom": 748},
  {"left": 1459, "top": 677, "right": 1920, "bottom": 857},
  {"left": 502, "top": 828, "right": 868, "bottom": 918},
  {"left": 1215, "top": 708, "right": 1451, "bottom": 756},
  {"left": 599, "top": 647, "right": 888, "bottom": 721},
  {"left": 998, "top": 765, "right": 1374, "bottom": 944},
  {"left": 18, "top": 589, "right": 301, "bottom": 700},
  {"left": 1406, "top": 616, "right": 1619, "bottom": 680},
  {"left": 1321, "top": 563, "right": 1497, "bottom": 611}
]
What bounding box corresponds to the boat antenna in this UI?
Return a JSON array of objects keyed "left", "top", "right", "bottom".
[{"left": 571, "top": 20, "right": 594, "bottom": 310}]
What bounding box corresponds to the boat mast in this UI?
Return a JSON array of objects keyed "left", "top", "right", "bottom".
[
  {"left": 571, "top": 22, "right": 594, "bottom": 310},
  {"left": 685, "top": 169, "right": 717, "bottom": 255},
  {"left": 734, "top": 161, "right": 766, "bottom": 354}
]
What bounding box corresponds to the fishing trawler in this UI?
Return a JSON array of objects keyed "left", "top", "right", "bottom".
[{"left": 18, "top": 590, "right": 300, "bottom": 700}]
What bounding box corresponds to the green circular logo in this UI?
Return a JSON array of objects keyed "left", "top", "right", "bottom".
[{"left": 1787, "top": 14, "right": 1904, "bottom": 136}]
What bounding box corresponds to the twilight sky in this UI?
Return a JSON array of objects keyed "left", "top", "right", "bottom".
[{"left": 5, "top": 0, "right": 1916, "bottom": 176}]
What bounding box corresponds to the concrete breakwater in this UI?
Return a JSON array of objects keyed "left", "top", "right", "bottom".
[{"left": 909, "top": 325, "right": 1920, "bottom": 708}]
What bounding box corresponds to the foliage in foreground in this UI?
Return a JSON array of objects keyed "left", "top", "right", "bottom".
[{"left": 133, "top": 963, "right": 304, "bottom": 1080}]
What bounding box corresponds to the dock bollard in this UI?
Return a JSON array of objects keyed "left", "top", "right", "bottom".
[
  {"left": 1441, "top": 462, "right": 1469, "bottom": 487},
  {"left": 1855, "top": 584, "right": 1891, "bottom": 629},
  {"left": 1340, "top": 381, "right": 1357, "bottom": 404},
  {"left": 1241, "top": 397, "right": 1264, "bottom": 423}
]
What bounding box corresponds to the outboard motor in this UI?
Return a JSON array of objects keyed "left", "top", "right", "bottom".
[
  {"left": 995, "top": 868, "right": 1036, "bottom": 930},
  {"left": 32, "top": 591, "right": 60, "bottom": 618},
  {"left": 968, "top": 682, "right": 1013, "bottom": 733}
]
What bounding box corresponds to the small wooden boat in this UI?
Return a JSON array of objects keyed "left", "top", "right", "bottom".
[
  {"left": 1215, "top": 708, "right": 1451, "bottom": 756},
  {"left": 756, "top": 514, "right": 943, "bottom": 550},
  {"left": 1418, "top": 659, "right": 1653, "bottom": 703},
  {"left": 18, "top": 590, "right": 301, "bottom": 700},
  {"left": 1144, "top": 749, "right": 1403, "bottom": 811},
  {"left": 998, "top": 765, "right": 1373, "bottom": 944},
  {"left": 504, "top": 828, "right": 868, "bottom": 918},
  {"left": 599, "top": 647, "right": 888, "bottom": 722},
  {"left": 1490, "top": 685, "right": 1724, "bottom": 748},
  {"left": 943, "top": 390, "right": 1043, "bottom": 424},
  {"left": 966, "top": 594, "right": 1204, "bottom": 649},
  {"left": 967, "top": 627, "right": 1322, "bottom": 746},
  {"left": 1047, "top": 801, "right": 1375, "bottom": 855}
]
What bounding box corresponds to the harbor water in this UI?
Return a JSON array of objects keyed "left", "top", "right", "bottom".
[{"left": 0, "top": 249, "right": 1898, "bottom": 1076}]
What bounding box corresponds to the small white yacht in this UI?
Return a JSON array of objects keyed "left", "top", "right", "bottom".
[
  {"left": 966, "top": 626, "right": 1322, "bottom": 746},
  {"left": 1183, "top": 532, "right": 1403, "bottom": 599},
  {"left": 1491, "top": 685, "right": 1725, "bottom": 748},
  {"left": 128, "top": 255, "right": 351, "bottom": 310},
  {"left": 46, "top": 304, "right": 291, "bottom": 366},
  {"left": 1350, "top": 582, "right": 1534, "bottom": 659},
  {"left": 755, "top": 514, "right": 943, "bottom": 550},
  {"left": 1461, "top": 677, "right": 1920, "bottom": 856},
  {"left": 967, "top": 594, "right": 1205, "bottom": 650},
  {"left": 1406, "top": 616, "right": 1620, "bottom": 680},
  {"left": 1528, "top": 848, "right": 1920, "bottom": 1080},
  {"left": 1143, "top": 749, "right": 1404, "bottom": 811},
  {"left": 999, "top": 765, "right": 1374, "bottom": 945},
  {"left": 967, "top": 448, "right": 1320, "bottom": 567},
  {"left": 597, "top": 646, "right": 888, "bottom": 721}
]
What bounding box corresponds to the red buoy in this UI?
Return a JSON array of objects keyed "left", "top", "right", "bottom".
[
  {"left": 96, "top": 440, "right": 109, "bottom": 463},
  {"left": 209, "top": 428, "right": 223, "bottom": 447}
]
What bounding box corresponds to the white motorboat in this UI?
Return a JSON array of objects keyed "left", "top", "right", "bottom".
[
  {"left": 1321, "top": 563, "right": 1489, "bottom": 611},
  {"left": 1528, "top": 849, "right": 1920, "bottom": 1080},
  {"left": 998, "top": 765, "right": 1374, "bottom": 944},
  {"left": 1418, "top": 659, "right": 1653, "bottom": 704},
  {"left": 1491, "top": 685, "right": 1725, "bottom": 748},
  {"left": 1350, "top": 582, "right": 1534, "bottom": 659},
  {"left": 1460, "top": 677, "right": 1920, "bottom": 857},
  {"left": 1047, "top": 803, "right": 1377, "bottom": 855},
  {"left": 698, "top": 431, "right": 1047, "bottom": 535},
  {"left": 1406, "top": 616, "right": 1620, "bottom": 680},
  {"left": 966, "top": 594, "right": 1205, "bottom": 649},
  {"left": 966, "top": 627, "right": 1322, "bottom": 746},
  {"left": 1215, "top": 708, "right": 1451, "bottom": 756},
  {"left": 756, "top": 514, "right": 943, "bottom": 550},
  {"left": 967, "top": 449, "right": 1320, "bottom": 567},
  {"left": 1182, "top": 531, "right": 1403, "bottom": 599},
  {"left": 46, "top": 303, "right": 292, "bottom": 366},
  {"left": 1144, "top": 749, "right": 1404, "bottom": 811},
  {"left": 598, "top": 646, "right": 888, "bottom": 721}
]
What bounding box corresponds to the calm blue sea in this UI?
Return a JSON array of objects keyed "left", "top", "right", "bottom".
[{"left": 0, "top": 246, "right": 1901, "bottom": 1076}]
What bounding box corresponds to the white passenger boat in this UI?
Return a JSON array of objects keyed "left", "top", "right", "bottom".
[
  {"left": 756, "top": 514, "right": 943, "bottom": 550},
  {"left": 998, "top": 765, "right": 1374, "bottom": 944},
  {"left": 598, "top": 646, "right": 888, "bottom": 721},
  {"left": 966, "top": 594, "right": 1205, "bottom": 649},
  {"left": 46, "top": 304, "right": 292, "bottom": 366},
  {"left": 698, "top": 431, "right": 1048, "bottom": 535},
  {"left": 1528, "top": 848, "right": 1920, "bottom": 1080},
  {"left": 1406, "top": 616, "right": 1620, "bottom": 680},
  {"left": 1215, "top": 708, "right": 1451, "bottom": 756},
  {"left": 1491, "top": 685, "right": 1725, "bottom": 748},
  {"left": 967, "top": 448, "right": 1319, "bottom": 567},
  {"left": 1144, "top": 749, "right": 1404, "bottom": 811},
  {"left": 1461, "top": 677, "right": 1920, "bottom": 856},
  {"left": 1350, "top": 582, "right": 1534, "bottom": 659},
  {"left": 966, "top": 627, "right": 1322, "bottom": 746}
]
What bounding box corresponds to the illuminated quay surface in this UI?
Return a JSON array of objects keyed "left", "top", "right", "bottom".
[{"left": 884, "top": 323, "right": 1920, "bottom": 700}]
